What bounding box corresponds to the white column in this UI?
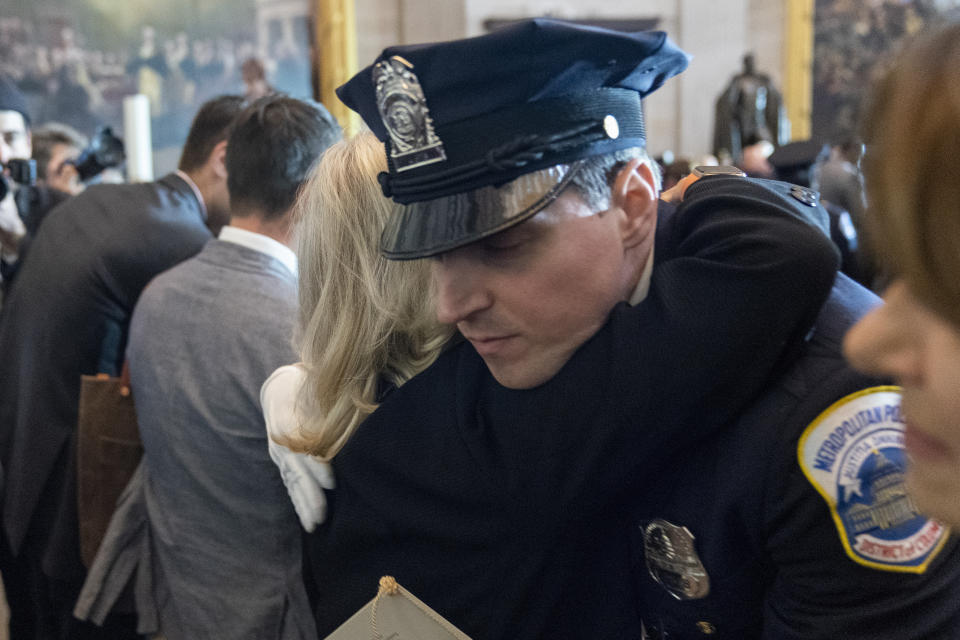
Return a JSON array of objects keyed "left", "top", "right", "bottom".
[{"left": 123, "top": 94, "right": 153, "bottom": 183}]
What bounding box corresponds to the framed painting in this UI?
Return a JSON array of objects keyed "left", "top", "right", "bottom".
[
  {"left": 812, "top": 0, "right": 960, "bottom": 143},
  {"left": 0, "top": 0, "right": 315, "bottom": 174}
]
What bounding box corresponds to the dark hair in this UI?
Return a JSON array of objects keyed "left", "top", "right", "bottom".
[
  {"left": 31, "top": 123, "right": 87, "bottom": 180},
  {"left": 0, "top": 74, "right": 30, "bottom": 126},
  {"left": 835, "top": 138, "right": 864, "bottom": 164},
  {"left": 178, "top": 95, "right": 245, "bottom": 172},
  {"left": 226, "top": 95, "right": 342, "bottom": 220},
  {"left": 241, "top": 57, "right": 266, "bottom": 81}
]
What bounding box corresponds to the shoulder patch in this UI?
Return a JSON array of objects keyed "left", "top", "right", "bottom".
[{"left": 798, "top": 386, "right": 949, "bottom": 573}]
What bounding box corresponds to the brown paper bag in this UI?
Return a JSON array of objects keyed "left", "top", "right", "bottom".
[{"left": 76, "top": 373, "right": 142, "bottom": 568}]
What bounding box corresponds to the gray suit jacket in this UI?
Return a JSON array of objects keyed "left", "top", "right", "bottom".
[
  {"left": 80, "top": 239, "right": 314, "bottom": 639},
  {"left": 0, "top": 173, "right": 211, "bottom": 581}
]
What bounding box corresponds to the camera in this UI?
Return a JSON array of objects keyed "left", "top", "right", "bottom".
[
  {"left": 0, "top": 158, "right": 37, "bottom": 201},
  {"left": 69, "top": 127, "right": 125, "bottom": 182}
]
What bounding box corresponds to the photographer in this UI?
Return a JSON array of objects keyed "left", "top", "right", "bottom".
[
  {"left": 0, "top": 94, "right": 242, "bottom": 640},
  {"left": 31, "top": 122, "right": 87, "bottom": 196},
  {"left": 0, "top": 78, "right": 124, "bottom": 297},
  {"left": 0, "top": 77, "right": 32, "bottom": 280},
  {"left": 0, "top": 76, "right": 72, "bottom": 294}
]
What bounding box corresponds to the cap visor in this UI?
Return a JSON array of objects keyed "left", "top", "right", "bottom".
[{"left": 380, "top": 163, "right": 581, "bottom": 259}]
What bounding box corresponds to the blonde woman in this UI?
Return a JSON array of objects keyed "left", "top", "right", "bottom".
[
  {"left": 844, "top": 24, "right": 960, "bottom": 528},
  {"left": 261, "top": 131, "right": 453, "bottom": 531}
]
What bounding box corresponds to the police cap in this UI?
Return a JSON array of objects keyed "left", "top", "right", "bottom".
[
  {"left": 337, "top": 18, "right": 689, "bottom": 259},
  {"left": 768, "top": 139, "right": 829, "bottom": 175}
]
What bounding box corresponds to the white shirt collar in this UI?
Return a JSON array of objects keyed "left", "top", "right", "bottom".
[
  {"left": 628, "top": 246, "right": 655, "bottom": 306},
  {"left": 174, "top": 169, "right": 207, "bottom": 220},
  {"left": 218, "top": 225, "right": 298, "bottom": 276}
]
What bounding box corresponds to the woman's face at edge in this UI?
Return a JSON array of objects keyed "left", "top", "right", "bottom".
[{"left": 845, "top": 280, "right": 960, "bottom": 527}]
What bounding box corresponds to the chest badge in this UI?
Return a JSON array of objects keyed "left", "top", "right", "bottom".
[
  {"left": 643, "top": 519, "right": 710, "bottom": 600},
  {"left": 798, "top": 386, "right": 950, "bottom": 573}
]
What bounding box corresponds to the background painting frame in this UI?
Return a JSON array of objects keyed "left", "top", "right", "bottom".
[{"left": 1, "top": 0, "right": 315, "bottom": 175}]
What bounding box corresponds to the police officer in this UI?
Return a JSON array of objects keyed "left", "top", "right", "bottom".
[
  {"left": 768, "top": 139, "right": 874, "bottom": 289},
  {"left": 301, "top": 19, "right": 861, "bottom": 639},
  {"left": 631, "top": 273, "right": 959, "bottom": 638}
]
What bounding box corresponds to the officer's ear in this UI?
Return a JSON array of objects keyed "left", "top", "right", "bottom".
[{"left": 609, "top": 157, "right": 657, "bottom": 249}]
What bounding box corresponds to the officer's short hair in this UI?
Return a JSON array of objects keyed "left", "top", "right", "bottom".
[
  {"left": 570, "top": 147, "right": 662, "bottom": 212},
  {"left": 178, "top": 95, "right": 245, "bottom": 173},
  {"left": 226, "top": 95, "right": 342, "bottom": 220}
]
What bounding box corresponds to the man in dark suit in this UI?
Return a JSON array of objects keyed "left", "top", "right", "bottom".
[{"left": 0, "top": 94, "right": 244, "bottom": 640}]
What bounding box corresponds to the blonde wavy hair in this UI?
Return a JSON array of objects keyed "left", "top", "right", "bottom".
[{"left": 280, "top": 131, "right": 453, "bottom": 459}]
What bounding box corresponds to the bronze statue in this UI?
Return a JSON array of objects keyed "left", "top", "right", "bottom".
[{"left": 714, "top": 53, "right": 789, "bottom": 163}]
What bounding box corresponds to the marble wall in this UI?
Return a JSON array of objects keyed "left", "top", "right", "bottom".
[{"left": 352, "top": 0, "right": 789, "bottom": 159}]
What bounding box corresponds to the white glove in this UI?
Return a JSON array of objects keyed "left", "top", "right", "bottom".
[{"left": 261, "top": 364, "right": 335, "bottom": 532}]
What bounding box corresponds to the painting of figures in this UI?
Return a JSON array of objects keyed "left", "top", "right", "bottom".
[{"left": 0, "top": 0, "right": 314, "bottom": 171}]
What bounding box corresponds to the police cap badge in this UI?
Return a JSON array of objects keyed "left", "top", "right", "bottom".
[{"left": 336, "top": 18, "right": 690, "bottom": 259}]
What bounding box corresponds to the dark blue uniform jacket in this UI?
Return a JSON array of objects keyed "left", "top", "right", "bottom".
[
  {"left": 633, "top": 273, "right": 960, "bottom": 639},
  {"left": 306, "top": 177, "right": 840, "bottom": 639}
]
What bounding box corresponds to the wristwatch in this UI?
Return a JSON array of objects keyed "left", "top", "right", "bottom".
[{"left": 691, "top": 165, "right": 746, "bottom": 178}]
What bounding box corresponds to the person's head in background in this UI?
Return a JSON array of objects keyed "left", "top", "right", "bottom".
[
  {"left": 177, "top": 94, "right": 246, "bottom": 234},
  {"left": 843, "top": 23, "right": 960, "bottom": 527},
  {"left": 0, "top": 75, "right": 31, "bottom": 166},
  {"left": 832, "top": 138, "right": 865, "bottom": 167},
  {"left": 31, "top": 123, "right": 87, "bottom": 195},
  {"left": 224, "top": 94, "right": 341, "bottom": 246},
  {"left": 277, "top": 131, "right": 454, "bottom": 460},
  {"left": 241, "top": 57, "right": 273, "bottom": 101},
  {"left": 768, "top": 139, "right": 830, "bottom": 189},
  {"left": 738, "top": 137, "right": 775, "bottom": 178},
  {"left": 661, "top": 158, "right": 691, "bottom": 191}
]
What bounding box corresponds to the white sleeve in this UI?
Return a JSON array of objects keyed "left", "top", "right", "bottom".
[{"left": 261, "top": 364, "right": 336, "bottom": 532}]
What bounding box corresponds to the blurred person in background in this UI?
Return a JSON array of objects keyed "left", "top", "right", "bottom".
[
  {"left": 0, "top": 76, "right": 73, "bottom": 294},
  {"left": 768, "top": 139, "right": 872, "bottom": 287},
  {"left": 31, "top": 122, "right": 86, "bottom": 196},
  {"left": 818, "top": 138, "right": 866, "bottom": 228},
  {"left": 0, "top": 95, "right": 243, "bottom": 640},
  {"left": 241, "top": 57, "right": 274, "bottom": 101},
  {"left": 76, "top": 95, "right": 341, "bottom": 640}
]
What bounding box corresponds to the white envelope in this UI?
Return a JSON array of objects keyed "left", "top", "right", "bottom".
[{"left": 324, "top": 577, "right": 472, "bottom": 640}]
